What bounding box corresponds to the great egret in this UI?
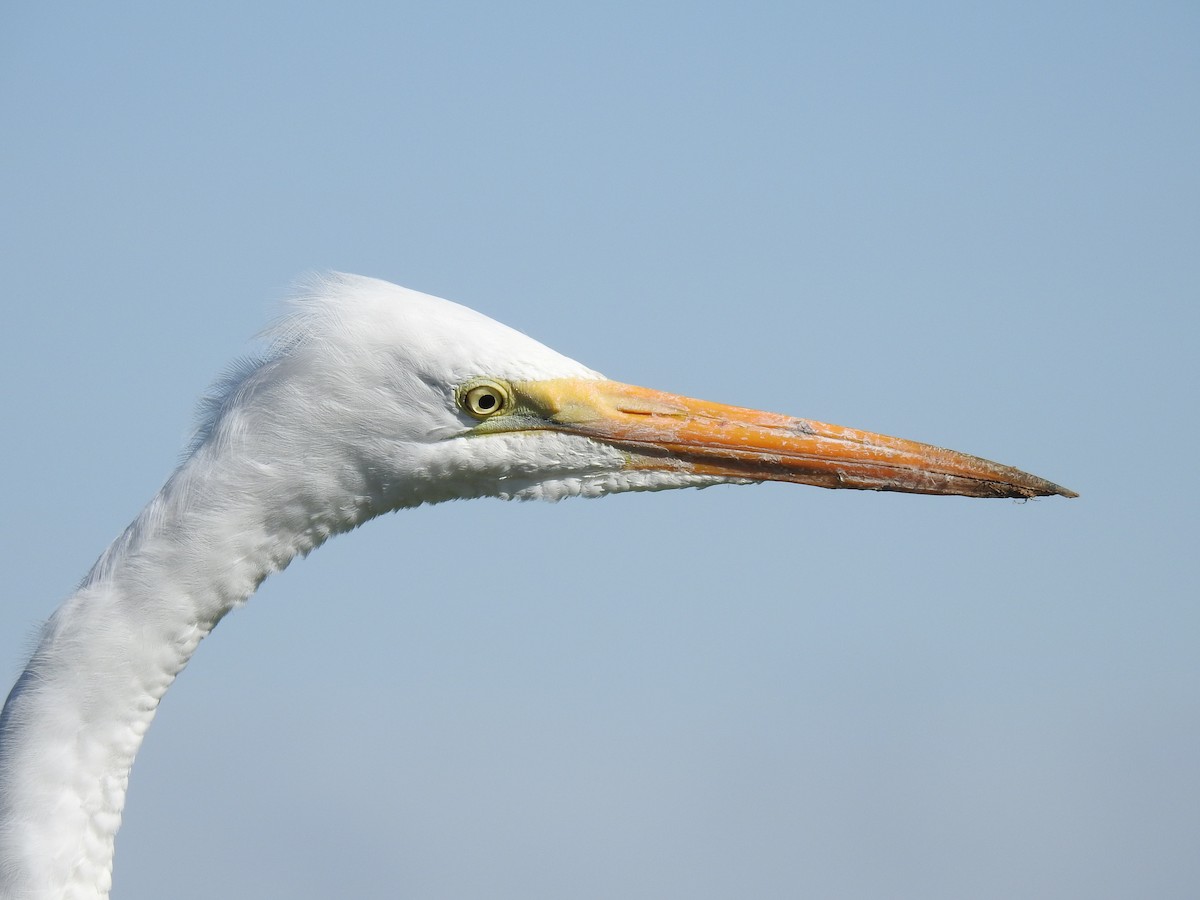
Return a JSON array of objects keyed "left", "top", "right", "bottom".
[{"left": 0, "top": 273, "right": 1073, "bottom": 898}]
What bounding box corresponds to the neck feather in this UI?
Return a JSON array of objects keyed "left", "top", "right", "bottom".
[{"left": 0, "top": 442, "right": 372, "bottom": 899}]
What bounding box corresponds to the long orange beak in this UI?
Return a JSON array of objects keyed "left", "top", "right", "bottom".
[{"left": 514, "top": 379, "right": 1075, "bottom": 499}]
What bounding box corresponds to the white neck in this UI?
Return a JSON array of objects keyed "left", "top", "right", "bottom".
[{"left": 0, "top": 441, "right": 371, "bottom": 899}]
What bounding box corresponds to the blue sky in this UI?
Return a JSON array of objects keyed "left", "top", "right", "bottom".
[{"left": 1, "top": 3, "right": 1196, "bottom": 898}]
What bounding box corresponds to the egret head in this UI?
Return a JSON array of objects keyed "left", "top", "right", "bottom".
[{"left": 189, "top": 273, "right": 1074, "bottom": 523}]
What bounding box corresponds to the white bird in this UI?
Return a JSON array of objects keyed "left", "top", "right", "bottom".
[{"left": 0, "top": 273, "right": 1073, "bottom": 899}]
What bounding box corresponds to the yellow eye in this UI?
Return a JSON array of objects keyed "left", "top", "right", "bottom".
[{"left": 457, "top": 378, "right": 512, "bottom": 419}]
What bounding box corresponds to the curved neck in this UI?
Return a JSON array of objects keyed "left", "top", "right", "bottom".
[{"left": 0, "top": 445, "right": 366, "bottom": 899}]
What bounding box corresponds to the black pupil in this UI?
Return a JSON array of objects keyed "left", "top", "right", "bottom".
[{"left": 477, "top": 393, "right": 496, "bottom": 410}]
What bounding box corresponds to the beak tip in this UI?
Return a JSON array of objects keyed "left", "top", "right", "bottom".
[{"left": 1018, "top": 477, "right": 1077, "bottom": 499}]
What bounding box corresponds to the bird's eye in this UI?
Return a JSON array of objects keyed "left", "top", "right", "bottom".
[{"left": 457, "top": 378, "right": 513, "bottom": 419}]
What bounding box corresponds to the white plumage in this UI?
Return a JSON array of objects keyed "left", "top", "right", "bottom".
[{"left": 0, "top": 274, "right": 1072, "bottom": 898}]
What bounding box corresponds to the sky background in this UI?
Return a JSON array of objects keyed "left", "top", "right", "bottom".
[{"left": 1, "top": 3, "right": 1196, "bottom": 898}]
